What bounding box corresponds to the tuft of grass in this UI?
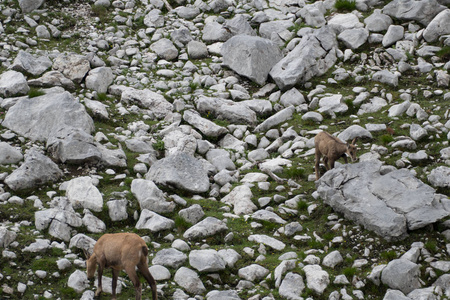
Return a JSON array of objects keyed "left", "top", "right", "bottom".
[
  {"left": 91, "top": 4, "right": 109, "bottom": 23},
  {"left": 28, "top": 88, "right": 45, "bottom": 98},
  {"left": 284, "top": 166, "right": 306, "bottom": 180},
  {"left": 342, "top": 267, "right": 357, "bottom": 277},
  {"left": 174, "top": 215, "right": 191, "bottom": 232},
  {"left": 297, "top": 200, "right": 309, "bottom": 212},
  {"left": 152, "top": 139, "right": 165, "bottom": 151},
  {"left": 335, "top": 0, "right": 356, "bottom": 11},
  {"left": 380, "top": 134, "right": 394, "bottom": 145},
  {"left": 424, "top": 240, "right": 438, "bottom": 254},
  {"left": 380, "top": 250, "right": 397, "bottom": 261},
  {"left": 436, "top": 46, "right": 450, "bottom": 60},
  {"left": 344, "top": 98, "right": 359, "bottom": 115},
  {"left": 97, "top": 92, "right": 108, "bottom": 101}
]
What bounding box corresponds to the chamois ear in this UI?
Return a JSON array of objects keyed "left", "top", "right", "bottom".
[{"left": 351, "top": 137, "right": 357, "bottom": 145}]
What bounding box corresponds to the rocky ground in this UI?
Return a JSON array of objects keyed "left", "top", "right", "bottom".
[{"left": 0, "top": 0, "right": 450, "bottom": 299}]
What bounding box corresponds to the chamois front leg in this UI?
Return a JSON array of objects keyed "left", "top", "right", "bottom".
[
  {"left": 96, "top": 263, "right": 104, "bottom": 297},
  {"left": 111, "top": 268, "right": 119, "bottom": 300},
  {"left": 315, "top": 151, "right": 321, "bottom": 180},
  {"left": 343, "top": 155, "right": 348, "bottom": 164},
  {"left": 329, "top": 158, "right": 336, "bottom": 170},
  {"left": 323, "top": 156, "right": 330, "bottom": 170}
]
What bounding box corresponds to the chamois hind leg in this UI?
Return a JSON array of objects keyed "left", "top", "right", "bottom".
[
  {"left": 125, "top": 265, "right": 142, "bottom": 300},
  {"left": 111, "top": 269, "right": 119, "bottom": 300},
  {"left": 138, "top": 264, "right": 158, "bottom": 300}
]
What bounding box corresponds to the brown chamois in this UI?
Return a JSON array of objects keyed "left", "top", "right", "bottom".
[
  {"left": 314, "top": 131, "right": 358, "bottom": 180},
  {"left": 84, "top": 233, "right": 157, "bottom": 300}
]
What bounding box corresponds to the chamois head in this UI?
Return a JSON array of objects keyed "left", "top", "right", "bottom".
[
  {"left": 346, "top": 138, "right": 357, "bottom": 162},
  {"left": 83, "top": 249, "right": 97, "bottom": 279}
]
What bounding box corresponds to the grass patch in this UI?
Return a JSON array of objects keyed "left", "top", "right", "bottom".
[
  {"left": 28, "top": 88, "right": 45, "bottom": 98},
  {"left": 379, "top": 134, "right": 394, "bottom": 145},
  {"left": 335, "top": 0, "right": 356, "bottom": 12},
  {"left": 97, "top": 92, "right": 108, "bottom": 101},
  {"left": 174, "top": 215, "right": 191, "bottom": 232},
  {"left": 424, "top": 240, "right": 438, "bottom": 254},
  {"left": 342, "top": 267, "right": 357, "bottom": 277},
  {"left": 284, "top": 166, "right": 306, "bottom": 180},
  {"left": 380, "top": 250, "right": 397, "bottom": 261},
  {"left": 436, "top": 46, "right": 450, "bottom": 60},
  {"left": 297, "top": 200, "right": 309, "bottom": 212},
  {"left": 152, "top": 138, "right": 165, "bottom": 151}
]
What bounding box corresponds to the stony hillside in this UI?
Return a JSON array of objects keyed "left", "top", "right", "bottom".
[{"left": 0, "top": 0, "right": 450, "bottom": 299}]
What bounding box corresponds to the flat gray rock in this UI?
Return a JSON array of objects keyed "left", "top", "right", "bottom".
[
  {"left": 222, "top": 35, "right": 282, "bottom": 85},
  {"left": 195, "top": 96, "right": 257, "bottom": 126},
  {"left": 189, "top": 249, "right": 226, "bottom": 272},
  {"left": 66, "top": 176, "right": 103, "bottom": 212},
  {"left": 423, "top": 9, "right": 450, "bottom": 42},
  {"left": 3, "top": 91, "right": 94, "bottom": 142},
  {"left": 121, "top": 87, "right": 173, "bottom": 119},
  {"left": 382, "top": 0, "right": 446, "bottom": 26},
  {"left": 206, "top": 290, "right": 241, "bottom": 300},
  {"left": 202, "top": 21, "right": 232, "bottom": 43},
  {"left": 5, "top": 150, "right": 63, "bottom": 191},
  {"left": 0, "top": 142, "right": 23, "bottom": 165},
  {"left": 18, "top": 0, "right": 44, "bottom": 13},
  {"left": 248, "top": 234, "right": 286, "bottom": 251},
  {"left": 0, "top": 70, "right": 29, "bottom": 97},
  {"left": 337, "top": 125, "right": 373, "bottom": 141},
  {"left": 174, "top": 267, "right": 206, "bottom": 295},
  {"left": 27, "top": 71, "right": 76, "bottom": 90},
  {"left": 303, "top": 265, "right": 329, "bottom": 295},
  {"left": 279, "top": 272, "right": 305, "bottom": 300},
  {"left": 131, "top": 179, "right": 176, "bottom": 214},
  {"left": 178, "top": 204, "right": 205, "bottom": 225},
  {"left": 53, "top": 53, "right": 90, "bottom": 84},
  {"left": 183, "top": 109, "right": 228, "bottom": 138},
  {"left": 47, "top": 128, "right": 102, "bottom": 164},
  {"left": 428, "top": 166, "right": 450, "bottom": 188},
  {"left": 238, "top": 264, "right": 270, "bottom": 282},
  {"left": 270, "top": 26, "right": 337, "bottom": 91},
  {"left": 316, "top": 160, "right": 450, "bottom": 240},
  {"left": 364, "top": 9, "right": 392, "bottom": 32},
  {"left": 135, "top": 209, "right": 175, "bottom": 232},
  {"left": 150, "top": 38, "right": 178, "bottom": 61},
  {"left": 254, "top": 106, "right": 295, "bottom": 133},
  {"left": 381, "top": 259, "right": 421, "bottom": 294},
  {"left": 11, "top": 50, "right": 52, "bottom": 76},
  {"left": 152, "top": 248, "right": 187, "bottom": 269},
  {"left": 183, "top": 217, "right": 228, "bottom": 240},
  {"left": 251, "top": 210, "right": 287, "bottom": 224},
  {"left": 146, "top": 152, "right": 210, "bottom": 194},
  {"left": 85, "top": 67, "right": 114, "bottom": 94},
  {"left": 221, "top": 185, "right": 257, "bottom": 215},
  {"left": 338, "top": 28, "right": 369, "bottom": 50}
]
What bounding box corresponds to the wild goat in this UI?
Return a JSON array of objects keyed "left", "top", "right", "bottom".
[
  {"left": 84, "top": 233, "right": 157, "bottom": 300},
  {"left": 314, "top": 131, "right": 357, "bottom": 180}
]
